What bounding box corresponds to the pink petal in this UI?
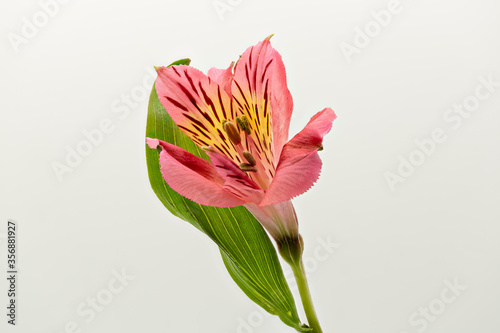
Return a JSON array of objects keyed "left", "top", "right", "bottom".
[
  {"left": 207, "top": 62, "right": 234, "bottom": 97},
  {"left": 155, "top": 65, "right": 240, "bottom": 162},
  {"left": 259, "top": 108, "right": 337, "bottom": 206},
  {"left": 203, "top": 147, "right": 264, "bottom": 204},
  {"left": 269, "top": 48, "right": 293, "bottom": 160},
  {"left": 146, "top": 138, "right": 244, "bottom": 207},
  {"left": 229, "top": 36, "right": 292, "bottom": 188},
  {"left": 232, "top": 36, "right": 294, "bottom": 163},
  {"left": 244, "top": 201, "right": 299, "bottom": 241}
]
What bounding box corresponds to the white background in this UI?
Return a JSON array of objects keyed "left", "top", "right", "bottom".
[{"left": 1, "top": 0, "right": 499, "bottom": 332}]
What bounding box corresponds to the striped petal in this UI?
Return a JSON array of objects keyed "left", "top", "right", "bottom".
[
  {"left": 146, "top": 138, "right": 244, "bottom": 207},
  {"left": 204, "top": 147, "right": 264, "bottom": 204},
  {"left": 155, "top": 65, "right": 243, "bottom": 165},
  {"left": 268, "top": 45, "right": 293, "bottom": 161},
  {"left": 260, "top": 108, "right": 336, "bottom": 206},
  {"left": 207, "top": 62, "right": 234, "bottom": 97},
  {"left": 231, "top": 36, "right": 279, "bottom": 188}
]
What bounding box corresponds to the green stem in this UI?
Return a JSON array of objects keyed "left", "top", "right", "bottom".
[{"left": 291, "top": 258, "right": 323, "bottom": 333}]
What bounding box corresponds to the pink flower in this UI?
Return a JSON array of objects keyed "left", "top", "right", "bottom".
[{"left": 147, "top": 36, "right": 336, "bottom": 242}]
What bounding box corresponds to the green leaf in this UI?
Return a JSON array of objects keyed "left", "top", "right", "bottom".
[{"left": 145, "top": 59, "right": 310, "bottom": 332}]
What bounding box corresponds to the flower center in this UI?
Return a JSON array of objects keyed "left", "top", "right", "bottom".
[{"left": 222, "top": 118, "right": 272, "bottom": 190}]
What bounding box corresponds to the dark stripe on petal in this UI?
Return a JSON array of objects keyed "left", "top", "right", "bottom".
[
  {"left": 253, "top": 142, "right": 262, "bottom": 154},
  {"left": 217, "top": 86, "right": 227, "bottom": 120},
  {"left": 201, "top": 111, "right": 215, "bottom": 127},
  {"left": 178, "top": 125, "right": 199, "bottom": 136},
  {"left": 256, "top": 138, "right": 264, "bottom": 152},
  {"left": 245, "top": 63, "right": 252, "bottom": 92},
  {"left": 253, "top": 63, "right": 257, "bottom": 96},
  {"left": 166, "top": 96, "right": 188, "bottom": 112},
  {"left": 172, "top": 66, "right": 181, "bottom": 77},
  {"left": 177, "top": 83, "right": 204, "bottom": 115},
  {"left": 255, "top": 103, "right": 260, "bottom": 126},
  {"left": 184, "top": 70, "right": 198, "bottom": 93},
  {"left": 215, "top": 164, "right": 231, "bottom": 170},
  {"left": 193, "top": 127, "right": 211, "bottom": 141},
  {"left": 224, "top": 185, "right": 245, "bottom": 198},
  {"left": 263, "top": 79, "right": 269, "bottom": 118},
  {"left": 218, "top": 143, "right": 233, "bottom": 158},
  {"left": 198, "top": 82, "right": 219, "bottom": 123},
  {"left": 183, "top": 113, "right": 209, "bottom": 132},
  {"left": 193, "top": 138, "right": 209, "bottom": 146},
  {"left": 233, "top": 96, "right": 244, "bottom": 111},
  {"left": 248, "top": 46, "right": 253, "bottom": 69},
  {"left": 261, "top": 59, "right": 274, "bottom": 83},
  {"left": 234, "top": 81, "right": 252, "bottom": 118},
  {"left": 244, "top": 103, "right": 252, "bottom": 118},
  {"left": 217, "top": 128, "right": 225, "bottom": 141}
]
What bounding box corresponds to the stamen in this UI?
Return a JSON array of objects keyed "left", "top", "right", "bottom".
[
  {"left": 242, "top": 151, "right": 257, "bottom": 166},
  {"left": 223, "top": 121, "right": 241, "bottom": 145},
  {"left": 239, "top": 163, "right": 258, "bottom": 172},
  {"left": 236, "top": 116, "right": 251, "bottom": 134}
]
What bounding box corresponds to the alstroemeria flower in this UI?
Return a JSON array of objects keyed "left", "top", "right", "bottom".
[{"left": 147, "top": 36, "right": 336, "bottom": 242}]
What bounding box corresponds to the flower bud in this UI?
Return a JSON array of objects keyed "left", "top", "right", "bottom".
[{"left": 277, "top": 235, "right": 304, "bottom": 266}]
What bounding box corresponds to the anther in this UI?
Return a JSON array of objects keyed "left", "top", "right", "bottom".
[
  {"left": 242, "top": 151, "right": 257, "bottom": 166},
  {"left": 223, "top": 121, "right": 241, "bottom": 145},
  {"left": 236, "top": 116, "right": 251, "bottom": 135},
  {"left": 239, "top": 163, "right": 258, "bottom": 172}
]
